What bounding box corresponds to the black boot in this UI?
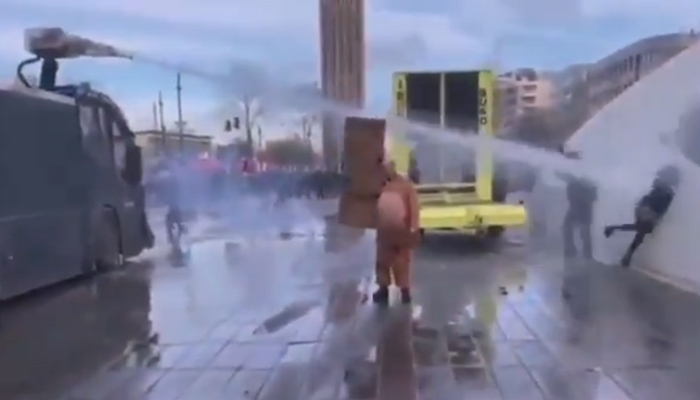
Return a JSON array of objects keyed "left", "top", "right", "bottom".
[
  {"left": 372, "top": 286, "right": 389, "bottom": 305},
  {"left": 620, "top": 252, "right": 632, "bottom": 268},
  {"left": 604, "top": 226, "right": 614, "bottom": 238},
  {"left": 400, "top": 288, "right": 412, "bottom": 304}
]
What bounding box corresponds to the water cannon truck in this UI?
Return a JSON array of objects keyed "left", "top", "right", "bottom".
[{"left": 0, "top": 28, "right": 150, "bottom": 299}]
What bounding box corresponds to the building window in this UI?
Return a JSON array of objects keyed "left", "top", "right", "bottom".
[
  {"left": 521, "top": 95, "right": 536, "bottom": 104},
  {"left": 522, "top": 84, "right": 537, "bottom": 91}
]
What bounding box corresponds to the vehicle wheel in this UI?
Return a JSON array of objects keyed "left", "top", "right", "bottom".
[
  {"left": 96, "top": 214, "right": 124, "bottom": 271},
  {"left": 141, "top": 212, "right": 155, "bottom": 249},
  {"left": 486, "top": 226, "right": 505, "bottom": 240},
  {"left": 492, "top": 179, "right": 508, "bottom": 203}
]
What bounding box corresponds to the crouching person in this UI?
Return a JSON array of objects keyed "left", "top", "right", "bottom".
[
  {"left": 373, "top": 159, "right": 421, "bottom": 305},
  {"left": 604, "top": 165, "right": 680, "bottom": 267}
]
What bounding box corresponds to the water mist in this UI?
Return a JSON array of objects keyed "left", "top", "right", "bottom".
[
  {"left": 566, "top": 41, "right": 700, "bottom": 289},
  {"left": 125, "top": 35, "right": 700, "bottom": 290}
]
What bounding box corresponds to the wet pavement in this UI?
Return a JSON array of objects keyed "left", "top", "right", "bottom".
[{"left": 2, "top": 207, "right": 700, "bottom": 399}]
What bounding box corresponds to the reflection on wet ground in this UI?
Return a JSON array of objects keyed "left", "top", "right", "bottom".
[{"left": 1, "top": 212, "right": 700, "bottom": 399}]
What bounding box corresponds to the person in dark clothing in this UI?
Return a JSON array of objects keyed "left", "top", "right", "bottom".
[
  {"left": 409, "top": 156, "right": 421, "bottom": 184},
  {"left": 409, "top": 166, "right": 421, "bottom": 184},
  {"left": 559, "top": 149, "right": 598, "bottom": 260},
  {"left": 160, "top": 161, "right": 188, "bottom": 250},
  {"left": 604, "top": 165, "right": 680, "bottom": 267}
]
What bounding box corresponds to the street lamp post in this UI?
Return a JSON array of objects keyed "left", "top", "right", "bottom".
[{"left": 176, "top": 72, "right": 184, "bottom": 153}]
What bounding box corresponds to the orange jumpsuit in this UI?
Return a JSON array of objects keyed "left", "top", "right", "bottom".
[{"left": 376, "top": 175, "right": 420, "bottom": 289}]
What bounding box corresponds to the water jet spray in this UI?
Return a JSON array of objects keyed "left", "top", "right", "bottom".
[
  {"left": 13, "top": 28, "right": 610, "bottom": 199},
  {"left": 17, "top": 27, "right": 133, "bottom": 91}
]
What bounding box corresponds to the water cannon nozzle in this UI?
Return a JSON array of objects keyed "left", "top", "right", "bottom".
[{"left": 23, "top": 27, "right": 132, "bottom": 60}]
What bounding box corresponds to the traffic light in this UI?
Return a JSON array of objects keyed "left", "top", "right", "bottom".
[{"left": 224, "top": 117, "right": 241, "bottom": 132}]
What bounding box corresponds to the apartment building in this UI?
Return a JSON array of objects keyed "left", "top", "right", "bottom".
[{"left": 498, "top": 68, "right": 555, "bottom": 131}]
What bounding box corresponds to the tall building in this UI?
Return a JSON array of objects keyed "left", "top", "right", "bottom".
[{"left": 319, "top": 0, "right": 365, "bottom": 171}]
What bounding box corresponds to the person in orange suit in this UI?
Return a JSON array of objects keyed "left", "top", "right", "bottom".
[{"left": 373, "top": 159, "right": 420, "bottom": 305}]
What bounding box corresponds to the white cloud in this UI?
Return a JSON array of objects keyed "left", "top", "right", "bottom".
[
  {"left": 369, "top": 10, "right": 481, "bottom": 54},
  {"left": 484, "top": 0, "right": 700, "bottom": 26},
  {"left": 5, "top": 0, "right": 319, "bottom": 36}
]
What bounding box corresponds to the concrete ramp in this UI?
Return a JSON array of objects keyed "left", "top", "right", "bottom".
[{"left": 566, "top": 41, "right": 700, "bottom": 292}]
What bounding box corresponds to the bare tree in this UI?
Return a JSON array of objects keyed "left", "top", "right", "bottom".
[
  {"left": 240, "top": 95, "right": 264, "bottom": 154},
  {"left": 220, "top": 60, "right": 269, "bottom": 156}
]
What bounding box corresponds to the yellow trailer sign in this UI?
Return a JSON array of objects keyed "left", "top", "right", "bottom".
[{"left": 477, "top": 71, "right": 494, "bottom": 201}]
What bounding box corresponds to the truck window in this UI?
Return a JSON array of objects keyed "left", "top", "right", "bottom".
[
  {"left": 79, "top": 104, "right": 98, "bottom": 137},
  {"left": 97, "top": 107, "right": 110, "bottom": 140},
  {"left": 81, "top": 104, "right": 112, "bottom": 169},
  {"left": 111, "top": 121, "right": 127, "bottom": 173}
]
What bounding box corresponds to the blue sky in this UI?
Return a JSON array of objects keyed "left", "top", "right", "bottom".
[{"left": 1, "top": 0, "right": 697, "bottom": 142}]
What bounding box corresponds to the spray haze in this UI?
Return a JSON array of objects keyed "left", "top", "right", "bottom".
[
  {"left": 133, "top": 33, "right": 700, "bottom": 295},
  {"left": 27, "top": 0, "right": 700, "bottom": 294},
  {"left": 15, "top": 12, "right": 700, "bottom": 396},
  {"left": 90, "top": 29, "right": 695, "bottom": 193},
  {"left": 566, "top": 41, "right": 700, "bottom": 274}
]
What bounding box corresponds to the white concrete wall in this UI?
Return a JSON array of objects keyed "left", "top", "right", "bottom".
[{"left": 566, "top": 41, "right": 700, "bottom": 292}]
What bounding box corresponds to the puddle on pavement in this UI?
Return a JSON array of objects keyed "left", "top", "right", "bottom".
[
  {"left": 411, "top": 323, "right": 485, "bottom": 369},
  {"left": 412, "top": 327, "right": 449, "bottom": 367},
  {"left": 116, "top": 335, "right": 162, "bottom": 368},
  {"left": 445, "top": 324, "right": 484, "bottom": 368},
  {"left": 342, "top": 359, "right": 379, "bottom": 399},
  {"left": 409, "top": 261, "right": 531, "bottom": 378},
  {"left": 253, "top": 299, "right": 321, "bottom": 335}
]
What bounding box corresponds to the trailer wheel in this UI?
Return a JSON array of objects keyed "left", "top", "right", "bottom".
[
  {"left": 96, "top": 214, "right": 124, "bottom": 271},
  {"left": 486, "top": 226, "right": 505, "bottom": 240}
]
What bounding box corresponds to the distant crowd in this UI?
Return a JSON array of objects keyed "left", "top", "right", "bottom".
[{"left": 144, "top": 155, "right": 349, "bottom": 210}]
